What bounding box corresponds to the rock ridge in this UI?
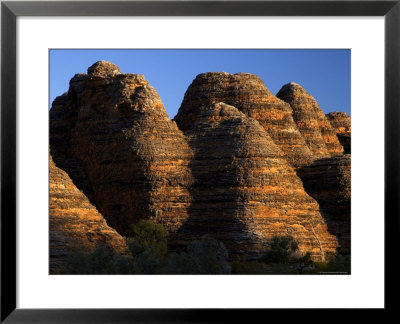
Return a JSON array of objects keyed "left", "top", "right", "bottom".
[
  {"left": 326, "top": 111, "right": 351, "bottom": 154},
  {"left": 50, "top": 62, "right": 350, "bottom": 264},
  {"left": 175, "top": 72, "right": 315, "bottom": 167},
  {"left": 277, "top": 82, "right": 344, "bottom": 158},
  {"left": 50, "top": 61, "right": 194, "bottom": 237},
  {"left": 174, "top": 102, "right": 338, "bottom": 260}
]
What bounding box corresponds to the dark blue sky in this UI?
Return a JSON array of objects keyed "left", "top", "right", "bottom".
[{"left": 50, "top": 49, "right": 351, "bottom": 118}]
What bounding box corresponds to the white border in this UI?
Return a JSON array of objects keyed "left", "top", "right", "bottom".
[{"left": 17, "top": 17, "right": 384, "bottom": 308}]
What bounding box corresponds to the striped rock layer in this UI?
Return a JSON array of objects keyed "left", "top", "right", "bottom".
[
  {"left": 50, "top": 61, "right": 194, "bottom": 236},
  {"left": 49, "top": 62, "right": 346, "bottom": 263},
  {"left": 326, "top": 112, "right": 351, "bottom": 154},
  {"left": 175, "top": 72, "right": 314, "bottom": 167},
  {"left": 277, "top": 82, "right": 344, "bottom": 159},
  {"left": 297, "top": 155, "right": 351, "bottom": 254},
  {"left": 50, "top": 155, "right": 129, "bottom": 273},
  {"left": 174, "top": 102, "right": 338, "bottom": 261}
]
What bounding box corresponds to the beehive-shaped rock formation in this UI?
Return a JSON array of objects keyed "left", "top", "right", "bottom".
[
  {"left": 277, "top": 82, "right": 344, "bottom": 158},
  {"left": 326, "top": 112, "right": 351, "bottom": 154},
  {"left": 50, "top": 62, "right": 346, "bottom": 264},
  {"left": 175, "top": 72, "right": 314, "bottom": 167},
  {"left": 174, "top": 102, "right": 338, "bottom": 261},
  {"left": 297, "top": 155, "right": 351, "bottom": 254},
  {"left": 50, "top": 61, "right": 194, "bottom": 236},
  {"left": 50, "top": 155, "right": 129, "bottom": 273}
]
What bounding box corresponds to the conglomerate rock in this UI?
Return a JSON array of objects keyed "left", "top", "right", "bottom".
[
  {"left": 50, "top": 61, "right": 194, "bottom": 236},
  {"left": 277, "top": 82, "right": 344, "bottom": 158},
  {"left": 49, "top": 155, "right": 129, "bottom": 273},
  {"left": 174, "top": 102, "right": 338, "bottom": 261},
  {"left": 297, "top": 154, "right": 351, "bottom": 254},
  {"left": 175, "top": 72, "right": 314, "bottom": 167},
  {"left": 326, "top": 112, "right": 351, "bottom": 154}
]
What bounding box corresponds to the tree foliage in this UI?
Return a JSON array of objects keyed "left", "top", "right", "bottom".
[
  {"left": 263, "top": 235, "right": 299, "bottom": 265},
  {"left": 61, "top": 223, "right": 348, "bottom": 275},
  {"left": 163, "top": 235, "right": 231, "bottom": 274}
]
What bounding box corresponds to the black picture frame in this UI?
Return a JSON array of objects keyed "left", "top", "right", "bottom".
[{"left": 1, "top": 0, "right": 399, "bottom": 322}]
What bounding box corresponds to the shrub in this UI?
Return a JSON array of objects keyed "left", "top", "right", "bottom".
[
  {"left": 263, "top": 235, "right": 299, "bottom": 265},
  {"left": 127, "top": 219, "right": 168, "bottom": 258},
  {"left": 126, "top": 219, "right": 169, "bottom": 274},
  {"left": 163, "top": 235, "right": 231, "bottom": 274},
  {"left": 62, "top": 244, "right": 119, "bottom": 274},
  {"left": 231, "top": 257, "right": 268, "bottom": 274}
]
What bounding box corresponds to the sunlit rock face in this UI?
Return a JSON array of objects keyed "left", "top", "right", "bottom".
[
  {"left": 277, "top": 82, "right": 344, "bottom": 159},
  {"left": 49, "top": 155, "right": 129, "bottom": 273},
  {"left": 49, "top": 62, "right": 344, "bottom": 263},
  {"left": 173, "top": 102, "right": 338, "bottom": 261},
  {"left": 297, "top": 154, "right": 351, "bottom": 254},
  {"left": 175, "top": 72, "right": 314, "bottom": 168},
  {"left": 50, "top": 61, "right": 194, "bottom": 236},
  {"left": 326, "top": 111, "right": 351, "bottom": 154}
]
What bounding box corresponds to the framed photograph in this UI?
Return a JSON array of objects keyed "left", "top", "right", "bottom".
[{"left": 1, "top": 0, "right": 398, "bottom": 321}]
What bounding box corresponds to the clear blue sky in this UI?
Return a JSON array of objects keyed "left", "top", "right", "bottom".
[{"left": 50, "top": 49, "right": 351, "bottom": 118}]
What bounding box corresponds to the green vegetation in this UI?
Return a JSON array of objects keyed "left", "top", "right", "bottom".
[
  {"left": 61, "top": 221, "right": 350, "bottom": 275},
  {"left": 263, "top": 235, "right": 299, "bottom": 264},
  {"left": 307, "top": 254, "right": 351, "bottom": 274},
  {"left": 162, "top": 235, "right": 231, "bottom": 274},
  {"left": 127, "top": 220, "right": 169, "bottom": 274}
]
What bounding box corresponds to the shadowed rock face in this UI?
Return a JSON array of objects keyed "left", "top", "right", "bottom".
[
  {"left": 50, "top": 62, "right": 346, "bottom": 263},
  {"left": 49, "top": 155, "right": 129, "bottom": 273},
  {"left": 277, "top": 82, "right": 344, "bottom": 159},
  {"left": 175, "top": 72, "right": 314, "bottom": 167},
  {"left": 50, "top": 61, "right": 194, "bottom": 236},
  {"left": 326, "top": 112, "right": 351, "bottom": 154},
  {"left": 174, "top": 102, "right": 338, "bottom": 261},
  {"left": 297, "top": 155, "right": 351, "bottom": 254}
]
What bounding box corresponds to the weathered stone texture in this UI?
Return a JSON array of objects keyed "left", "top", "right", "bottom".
[
  {"left": 174, "top": 102, "right": 338, "bottom": 261},
  {"left": 175, "top": 72, "right": 314, "bottom": 167},
  {"left": 50, "top": 61, "right": 194, "bottom": 236},
  {"left": 297, "top": 154, "right": 351, "bottom": 254},
  {"left": 277, "top": 82, "right": 344, "bottom": 158},
  {"left": 49, "top": 155, "right": 129, "bottom": 273},
  {"left": 326, "top": 111, "right": 351, "bottom": 154},
  {"left": 50, "top": 63, "right": 347, "bottom": 264}
]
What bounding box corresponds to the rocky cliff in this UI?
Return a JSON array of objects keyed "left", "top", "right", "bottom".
[
  {"left": 175, "top": 72, "right": 314, "bottom": 167},
  {"left": 297, "top": 155, "right": 351, "bottom": 254},
  {"left": 326, "top": 112, "right": 351, "bottom": 154},
  {"left": 277, "top": 82, "right": 344, "bottom": 158},
  {"left": 50, "top": 61, "right": 194, "bottom": 237},
  {"left": 50, "top": 154, "right": 129, "bottom": 273},
  {"left": 174, "top": 102, "right": 338, "bottom": 260},
  {"left": 50, "top": 61, "right": 351, "bottom": 264}
]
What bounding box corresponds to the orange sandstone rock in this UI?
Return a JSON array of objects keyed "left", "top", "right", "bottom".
[
  {"left": 277, "top": 82, "right": 344, "bottom": 158},
  {"left": 49, "top": 155, "right": 129, "bottom": 273},
  {"left": 50, "top": 63, "right": 344, "bottom": 264},
  {"left": 174, "top": 102, "right": 338, "bottom": 261},
  {"left": 50, "top": 61, "right": 194, "bottom": 236},
  {"left": 297, "top": 154, "right": 351, "bottom": 254},
  {"left": 175, "top": 72, "right": 314, "bottom": 167},
  {"left": 326, "top": 111, "right": 351, "bottom": 154}
]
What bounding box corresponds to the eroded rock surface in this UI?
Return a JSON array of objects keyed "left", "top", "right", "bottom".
[
  {"left": 277, "top": 82, "right": 344, "bottom": 158},
  {"left": 175, "top": 72, "right": 314, "bottom": 167},
  {"left": 50, "top": 63, "right": 347, "bottom": 264},
  {"left": 50, "top": 61, "right": 194, "bottom": 236},
  {"left": 174, "top": 102, "right": 338, "bottom": 261},
  {"left": 326, "top": 112, "right": 351, "bottom": 154},
  {"left": 49, "top": 155, "right": 129, "bottom": 273},
  {"left": 297, "top": 155, "right": 351, "bottom": 254}
]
